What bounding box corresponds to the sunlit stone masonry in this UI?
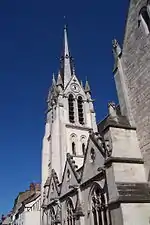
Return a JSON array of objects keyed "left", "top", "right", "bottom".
[{"left": 40, "top": 1, "right": 150, "bottom": 225}]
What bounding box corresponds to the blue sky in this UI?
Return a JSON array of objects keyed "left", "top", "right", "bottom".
[{"left": 0, "top": 0, "right": 129, "bottom": 215}]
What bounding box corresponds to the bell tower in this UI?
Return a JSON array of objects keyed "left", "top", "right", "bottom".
[{"left": 41, "top": 25, "right": 97, "bottom": 192}]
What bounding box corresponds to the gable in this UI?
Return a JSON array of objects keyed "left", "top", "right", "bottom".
[
  {"left": 47, "top": 176, "right": 59, "bottom": 202},
  {"left": 60, "top": 158, "right": 79, "bottom": 197},
  {"left": 81, "top": 136, "right": 105, "bottom": 185},
  {"left": 64, "top": 74, "right": 86, "bottom": 98}
]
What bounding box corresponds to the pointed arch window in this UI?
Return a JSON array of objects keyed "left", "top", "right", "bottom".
[
  {"left": 80, "top": 136, "right": 86, "bottom": 155},
  {"left": 139, "top": 6, "right": 150, "bottom": 34},
  {"left": 91, "top": 186, "right": 110, "bottom": 225},
  {"left": 82, "top": 143, "right": 85, "bottom": 155},
  {"left": 68, "top": 94, "right": 75, "bottom": 123},
  {"left": 66, "top": 199, "right": 75, "bottom": 225},
  {"left": 77, "top": 96, "right": 84, "bottom": 124},
  {"left": 70, "top": 134, "right": 77, "bottom": 156},
  {"left": 72, "top": 142, "right": 76, "bottom": 156}
]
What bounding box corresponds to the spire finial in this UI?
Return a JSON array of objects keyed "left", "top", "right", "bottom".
[
  {"left": 64, "top": 22, "right": 69, "bottom": 58},
  {"left": 64, "top": 16, "right": 67, "bottom": 29},
  {"left": 80, "top": 80, "right": 84, "bottom": 89},
  {"left": 85, "top": 77, "right": 91, "bottom": 93},
  {"left": 52, "top": 73, "right": 56, "bottom": 86},
  {"left": 59, "top": 22, "right": 73, "bottom": 88}
]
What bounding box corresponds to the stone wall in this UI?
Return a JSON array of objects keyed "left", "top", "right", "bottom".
[{"left": 118, "top": 0, "right": 150, "bottom": 179}]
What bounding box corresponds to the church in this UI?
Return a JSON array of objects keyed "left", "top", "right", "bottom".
[
  {"left": 40, "top": 0, "right": 150, "bottom": 225},
  {"left": 1, "top": 1, "right": 150, "bottom": 225}
]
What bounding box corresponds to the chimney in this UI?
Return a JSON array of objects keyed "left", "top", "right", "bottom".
[
  {"left": 30, "top": 183, "right": 35, "bottom": 192},
  {"left": 35, "top": 183, "right": 41, "bottom": 192}
]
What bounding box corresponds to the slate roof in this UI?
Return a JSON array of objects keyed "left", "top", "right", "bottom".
[
  {"left": 13, "top": 190, "right": 35, "bottom": 213},
  {"left": 23, "top": 192, "right": 41, "bottom": 205},
  {"left": 12, "top": 183, "right": 41, "bottom": 213}
]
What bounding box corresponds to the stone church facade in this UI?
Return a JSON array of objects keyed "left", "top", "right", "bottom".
[{"left": 41, "top": 1, "right": 150, "bottom": 225}]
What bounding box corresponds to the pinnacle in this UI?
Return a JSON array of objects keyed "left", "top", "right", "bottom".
[
  {"left": 85, "top": 80, "right": 91, "bottom": 93},
  {"left": 80, "top": 80, "right": 84, "bottom": 89},
  {"left": 56, "top": 72, "right": 63, "bottom": 86},
  {"left": 52, "top": 73, "right": 56, "bottom": 86}
]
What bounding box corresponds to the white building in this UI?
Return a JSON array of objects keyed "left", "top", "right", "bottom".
[
  {"left": 41, "top": 25, "right": 97, "bottom": 199},
  {"left": 12, "top": 183, "right": 41, "bottom": 225}
]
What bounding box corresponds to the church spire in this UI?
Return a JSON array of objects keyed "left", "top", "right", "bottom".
[{"left": 60, "top": 24, "right": 73, "bottom": 88}]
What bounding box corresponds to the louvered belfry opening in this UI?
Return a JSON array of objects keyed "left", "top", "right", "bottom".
[
  {"left": 77, "top": 96, "right": 84, "bottom": 124},
  {"left": 68, "top": 94, "right": 75, "bottom": 123}
]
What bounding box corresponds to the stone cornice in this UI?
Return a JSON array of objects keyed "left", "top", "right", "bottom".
[
  {"left": 105, "top": 156, "right": 144, "bottom": 167},
  {"left": 66, "top": 124, "right": 92, "bottom": 131},
  {"left": 102, "top": 124, "right": 136, "bottom": 133}
]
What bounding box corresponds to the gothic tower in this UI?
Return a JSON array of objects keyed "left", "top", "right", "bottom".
[
  {"left": 41, "top": 25, "right": 97, "bottom": 194},
  {"left": 113, "top": 0, "right": 150, "bottom": 179}
]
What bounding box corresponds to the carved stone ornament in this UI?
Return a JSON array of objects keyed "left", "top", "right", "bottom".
[
  {"left": 112, "top": 39, "right": 122, "bottom": 57},
  {"left": 71, "top": 83, "right": 80, "bottom": 93},
  {"left": 90, "top": 148, "right": 96, "bottom": 162},
  {"left": 104, "top": 139, "right": 112, "bottom": 157},
  {"left": 93, "top": 132, "right": 106, "bottom": 155}
]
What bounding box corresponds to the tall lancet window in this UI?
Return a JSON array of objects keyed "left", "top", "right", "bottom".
[
  {"left": 66, "top": 199, "right": 75, "bottom": 225},
  {"left": 81, "top": 136, "right": 86, "bottom": 155},
  {"left": 68, "top": 94, "right": 75, "bottom": 123},
  {"left": 72, "top": 142, "right": 76, "bottom": 156},
  {"left": 77, "top": 96, "right": 84, "bottom": 124},
  {"left": 82, "top": 143, "right": 85, "bottom": 155},
  {"left": 139, "top": 6, "right": 150, "bottom": 34},
  {"left": 91, "top": 185, "right": 109, "bottom": 225},
  {"left": 70, "top": 134, "right": 77, "bottom": 156}
]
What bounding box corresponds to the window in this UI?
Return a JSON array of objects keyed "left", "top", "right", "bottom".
[
  {"left": 68, "top": 94, "right": 75, "bottom": 123},
  {"left": 81, "top": 136, "right": 86, "bottom": 155},
  {"left": 70, "top": 134, "right": 77, "bottom": 156},
  {"left": 90, "top": 148, "right": 96, "bottom": 163},
  {"left": 139, "top": 6, "right": 150, "bottom": 34},
  {"left": 72, "top": 142, "right": 76, "bottom": 156},
  {"left": 82, "top": 143, "right": 85, "bottom": 155},
  {"left": 51, "top": 183, "right": 54, "bottom": 193},
  {"left": 77, "top": 96, "right": 84, "bottom": 124},
  {"left": 91, "top": 186, "right": 109, "bottom": 225},
  {"left": 67, "top": 169, "right": 71, "bottom": 181},
  {"left": 66, "top": 199, "right": 75, "bottom": 225}
]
